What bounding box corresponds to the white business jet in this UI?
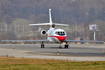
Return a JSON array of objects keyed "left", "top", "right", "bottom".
[{"left": 2, "top": 9, "right": 103, "bottom": 48}]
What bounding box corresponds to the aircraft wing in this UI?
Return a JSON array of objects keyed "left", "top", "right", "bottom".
[
  {"left": 1, "top": 39, "right": 49, "bottom": 42},
  {"left": 64, "top": 39, "right": 103, "bottom": 43},
  {"left": 29, "top": 23, "right": 50, "bottom": 26}
]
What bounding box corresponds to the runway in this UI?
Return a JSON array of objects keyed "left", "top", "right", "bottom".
[{"left": 0, "top": 44, "right": 105, "bottom": 61}]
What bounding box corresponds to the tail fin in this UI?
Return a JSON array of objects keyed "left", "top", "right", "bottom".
[
  {"left": 29, "top": 9, "right": 69, "bottom": 27},
  {"left": 49, "top": 9, "right": 52, "bottom": 24},
  {"left": 49, "top": 9, "right": 53, "bottom": 29}
]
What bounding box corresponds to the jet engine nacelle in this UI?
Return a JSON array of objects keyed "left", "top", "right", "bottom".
[{"left": 41, "top": 30, "right": 46, "bottom": 36}]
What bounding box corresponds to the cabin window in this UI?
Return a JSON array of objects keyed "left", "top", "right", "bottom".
[{"left": 55, "top": 31, "right": 65, "bottom": 36}]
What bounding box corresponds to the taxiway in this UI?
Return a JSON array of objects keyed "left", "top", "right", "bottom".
[{"left": 0, "top": 44, "right": 105, "bottom": 61}]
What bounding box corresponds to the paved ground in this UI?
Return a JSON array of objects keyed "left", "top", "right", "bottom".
[{"left": 0, "top": 44, "right": 105, "bottom": 61}]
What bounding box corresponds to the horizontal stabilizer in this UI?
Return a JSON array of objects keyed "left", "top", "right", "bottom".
[
  {"left": 54, "top": 23, "right": 69, "bottom": 26},
  {"left": 29, "top": 23, "right": 69, "bottom": 26},
  {"left": 29, "top": 23, "right": 50, "bottom": 26}
]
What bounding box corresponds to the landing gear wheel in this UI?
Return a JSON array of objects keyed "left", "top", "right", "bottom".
[
  {"left": 65, "top": 44, "right": 68, "bottom": 48},
  {"left": 41, "top": 42, "right": 45, "bottom": 48},
  {"left": 65, "top": 42, "right": 69, "bottom": 48},
  {"left": 41, "top": 44, "right": 44, "bottom": 48}
]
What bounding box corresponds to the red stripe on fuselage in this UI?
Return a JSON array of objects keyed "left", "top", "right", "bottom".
[{"left": 48, "top": 36, "right": 66, "bottom": 42}]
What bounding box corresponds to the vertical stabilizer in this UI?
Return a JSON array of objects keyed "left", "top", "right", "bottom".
[{"left": 49, "top": 9, "right": 52, "bottom": 24}]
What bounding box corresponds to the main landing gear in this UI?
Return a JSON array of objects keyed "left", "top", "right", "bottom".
[
  {"left": 64, "top": 42, "right": 69, "bottom": 48},
  {"left": 41, "top": 42, "right": 45, "bottom": 48}
]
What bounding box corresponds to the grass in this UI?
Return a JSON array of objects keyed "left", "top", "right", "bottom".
[{"left": 0, "top": 56, "right": 105, "bottom": 70}]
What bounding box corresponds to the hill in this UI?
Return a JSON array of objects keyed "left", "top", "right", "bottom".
[{"left": 0, "top": 0, "right": 105, "bottom": 41}]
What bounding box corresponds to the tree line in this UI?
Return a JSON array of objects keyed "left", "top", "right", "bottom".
[{"left": 0, "top": 0, "right": 105, "bottom": 41}]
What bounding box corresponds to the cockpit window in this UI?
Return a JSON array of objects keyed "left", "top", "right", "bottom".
[{"left": 55, "top": 31, "right": 66, "bottom": 36}]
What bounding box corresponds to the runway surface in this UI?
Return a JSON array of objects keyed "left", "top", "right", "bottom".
[{"left": 0, "top": 44, "right": 105, "bottom": 61}]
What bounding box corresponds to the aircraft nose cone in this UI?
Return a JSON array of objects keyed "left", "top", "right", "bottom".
[
  {"left": 56, "top": 36, "right": 66, "bottom": 42},
  {"left": 59, "top": 36, "right": 66, "bottom": 42}
]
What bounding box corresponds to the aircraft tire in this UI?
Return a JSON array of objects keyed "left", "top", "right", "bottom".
[
  {"left": 65, "top": 44, "right": 68, "bottom": 48},
  {"left": 43, "top": 45, "right": 45, "bottom": 48},
  {"left": 41, "top": 44, "right": 44, "bottom": 48}
]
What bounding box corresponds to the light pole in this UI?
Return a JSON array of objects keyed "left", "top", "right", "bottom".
[{"left": 94, "top": 30, "right": 96, "bottom": 41}]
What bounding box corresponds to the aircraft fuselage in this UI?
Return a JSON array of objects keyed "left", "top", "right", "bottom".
[{"left": 47, "top": 28, "right": 67, "bottom": 43}]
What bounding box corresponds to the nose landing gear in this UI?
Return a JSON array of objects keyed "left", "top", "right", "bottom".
[
  {"left": 59, "top": 43, "right": 62, "bottom": 48},
  {"left": 59, "top": 42, "right": 69, "bottom": 49}
]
